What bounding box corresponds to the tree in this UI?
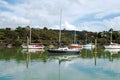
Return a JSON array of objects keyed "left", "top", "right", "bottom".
[{"left": 43, "top": 27, "right": 48, "bottom": 30}]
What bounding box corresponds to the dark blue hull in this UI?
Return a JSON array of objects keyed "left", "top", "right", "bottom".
[{"left": 47, "top": 49, "right": 80, "bottom": 53}]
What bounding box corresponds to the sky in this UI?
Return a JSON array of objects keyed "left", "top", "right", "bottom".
[{"left": 0, "top": 0, "right": 120, "bottom": 32}]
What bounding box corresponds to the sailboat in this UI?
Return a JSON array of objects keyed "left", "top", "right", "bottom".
[
  {"left": 83, "top": 33, "right": 95, "bottom": 49},
  {"left": 104, "top": 31, "right": 120, "bottom": 49},
  {"left": 68, "top": 30, "right": 83, "bottom": 49},
  {"left": 48, "top": 10, "right": 80, "bottom": 53},
  {"left": 21, "top": 27, "right": 44, "bottom": 49}
]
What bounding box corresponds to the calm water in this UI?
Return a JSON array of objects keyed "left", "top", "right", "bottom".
[{"left": 0, "top": 47, "right": 120, "bottom": 80}]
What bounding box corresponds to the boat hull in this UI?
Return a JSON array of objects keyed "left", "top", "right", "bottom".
[
  {"left": 83, "top": 44, "right": 95, "bottom": 49},
  {"left": 21, "top": 49, "right": 45, "bottom": 53},
  {"left": 21, "top": 44, "right": 44, "bottom": 49},
  {"left": 104, "top": 43, "right": 120, "bottom": 49},
  {"left": 48, "top": 48, "right": 80, "bottom": 53},
  {"left": 69, "top": 44, "right": 83, "bottom": 49},
  {"left": 48, "top": 49, "right": 80, "bottom": 53},
  {"left": 104, "top": 45, "right": 120, "bottom": 49}
]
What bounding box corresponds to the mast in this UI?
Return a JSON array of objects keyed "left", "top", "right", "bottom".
[
  {"left": 58, "top": 9, "right": 62, "bottom": 47},
  {"left": 29, "top": 27, "right": 31, "bottom": 44},
  {"left": 74, "top": 30, "right": 76, "bottom": 44},
  {"left": 110, "top": 30, "right": 112, "bottom": 44},
  {"left": 85, "top": 33, "right": 87, "bottom": 44}
]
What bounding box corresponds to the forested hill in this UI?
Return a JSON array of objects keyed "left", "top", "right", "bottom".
[{"left": 0, "top": 26, "right": 120, "bottom": 46}]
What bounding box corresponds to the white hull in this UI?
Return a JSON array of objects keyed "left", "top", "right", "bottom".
[
  {"left": 48, "top": 47, "right": 80, "bottom": 53},
  {"left": 104, "top": 45, "right": 120, "bottom": 49},
  {"left": 21, "top": 44, "right": 44, "bottom": 49},
  {"left": 22, "top": 27, "right": 44, "bottom": 49},
  {"left": 104, "top": 43, "right": 120, "bottom": 49},
  {"left": 22, "top": 49, "right": 45, "bottom": 53},
  {"left": 104, "top": 31, "right": 120, "bottom": 49},
  {"left": 83, "top": 43, "right": 95, "bottom": 49}
]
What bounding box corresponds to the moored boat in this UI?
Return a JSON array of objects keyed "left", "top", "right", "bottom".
[
  {"left": 83, "top": 33, "right": 95, "bottom": 49},
  {"left": 68, "top": 30, "right": 83, "bottom": 50},
  {"left": 69, "top": 43, "right": 83, "bottom": 49},
  {"left": 48, "top": 10, "right": 81, "bottom": 53},
  {"left": 21, "top": 26, "right": 44, "bottom": 49},
  {"left": 104, "top": 42, "right": 120, "bottom": 49},
  {"left": 48, "top": 47, "right": 80, "bottom": 53},
  {"left": 22, "top": 48, "right": 45, "bottom": 53},
  {"left": 83, "top": 43, "right": 95, "bottom": 49},
  {"left": 104, "top": 30, "right": 120, "bottom": 49},
  {"left": 21, "top": 43, "right": 44, "bottom": 49}
]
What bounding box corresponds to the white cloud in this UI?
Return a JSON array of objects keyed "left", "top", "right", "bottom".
[
  {"left": 79, "top": 22, "right": 105, "bottom": 32},
  {"left": 103, "top": 16, "right": 120, "bottom": 30},
  {"left": 50, "top": 21, "right": 78, "bottom": 31},
  {"left": 0, "top": 11, "right": 30, "bottom": 28},
  {"left": 78, "top": 16, "right": 120, "bottom": 32},
  {"left": 63, "top": 21, "right": 77, "bottom": 30},
  {"left": 95, "top": 9, "right": 120, "bottom": 19}
]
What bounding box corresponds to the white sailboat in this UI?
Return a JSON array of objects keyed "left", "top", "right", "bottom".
[
  {"left": 104, "top": 30, "right": 120, "bottom": 49},
  {"left": 83, "top": 33, "right": 95, "bottom": 49},
  {"left": 21, "top": 27, "right": 44, "bottom": 49},
  {"left": 104, "top": 42, "right": 120, "bottom": 49},
  {"left": 48, "top": 10, "right": 80, "bottom": 53},
  {"left": 83, "top": 43, "right": 95, "bottom": 49}
]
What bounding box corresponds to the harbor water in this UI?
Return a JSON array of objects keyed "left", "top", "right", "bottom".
[{"left": 0, "top": 47, "right": 120, "bottom": 80}]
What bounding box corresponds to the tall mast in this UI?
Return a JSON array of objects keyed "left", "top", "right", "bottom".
[
  {"left": 74, "top": 30, "right": 76, "bottom": 44},
  {"left": 85, "top": 33, "right": 87, "bottom": 44},
  {"left": 58, "top": 9, "right": 62, "bottom": 47},
  {"left": 110, "top": 30, "right": 112, "bottom": 44},
  {"left": 29, "top": 27, "right": 31, "bottom": 44}
]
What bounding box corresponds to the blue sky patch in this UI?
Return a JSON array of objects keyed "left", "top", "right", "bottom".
[
  {"left": 5, "top": 0, "right": 23, "bottom": 5},
  {"left": 73, "top": 13, "right": 102, "bottom": 25},
  {"left": 73, "top": 13, "right": 120, "bottom": 25},
  {"left": 0, "top": 6, "right": 12, "bottom": 12}
]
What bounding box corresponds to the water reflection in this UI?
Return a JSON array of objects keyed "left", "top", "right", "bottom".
[
  {"left": 81, "top": 49, "right": 97, "bottom": 66},
  {"left": 22, "top": 49, "right": 48, "bottom": 68},
  {"left": 104, "top": 49, "right": 120, "bottom": 55},
  {"left": 48, "top": 54, "right": 80, "bottom": 80},
  {"left": 0, "top": 48, "right": 120, "bottom": 80},
  {"left": 48, "top": 50, "right": 120, "bottom": 80},
  {"left": 48, "top": 53, "right": 80, "bottom": 63},
  {"left": 24, "top": 53, "right": 31, "bottom": 68}
]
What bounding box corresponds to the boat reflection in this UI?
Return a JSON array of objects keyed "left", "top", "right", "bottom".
[
  {"left": 48, "top": 54, "right": 80, "bottom": 80},
  {"left": 48, "top": 53, "right": 80, "bottom": 62},
  {"left": 22, "top": 49, "right": 45, "bottom": 68},
  {"left": 21, "top": 49, "right": 45, "bottom": 54},
  {"left": 104, "top": 49, "right": 120, "bottom": 55}
]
